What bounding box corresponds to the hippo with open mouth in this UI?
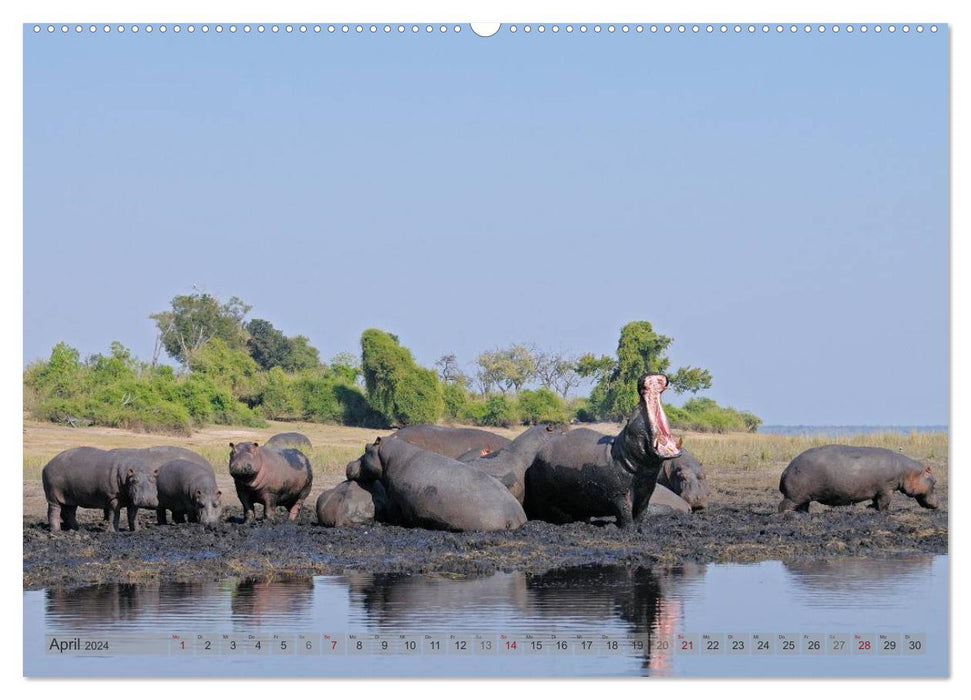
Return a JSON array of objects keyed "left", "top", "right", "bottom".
[
  {"left": 523, "top": 374, "right": 682, "bottom": 527},
  {"left": 778, "top": 445, "right": 940, "bottom": 513}
]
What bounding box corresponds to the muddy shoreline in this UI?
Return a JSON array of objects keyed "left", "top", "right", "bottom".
[{"left": 23, "top": 500, "right": 948, "bottom": 590}]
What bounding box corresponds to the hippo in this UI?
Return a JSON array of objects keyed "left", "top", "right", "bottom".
[
  {"left": 391, "top": 425, "right": 511, "bottom": 459},
  {"left": 645, "top": 483, "right": 692, "bottom": 514},
  {"left": 523, "top": 374, "right": 682, "bottom": 527},
  {"left": 228, "top": 442, "right": 313, "bottom": 522},
  {"left": 105, "top": 446, "right": 212, "bottom": 525},
  {"left": 265, "top": 432, "right": 313, "bottom": 450},
  {"left": 778, "top": 445, "right": 940, "bottom": 513},
  {"left": 155, "top": 459, "right": 222, "bottom": 525},
  {"left": 656, "top": 449, "right": 709, "bottom": 511},
  {"left": 351, "top": 435, "right": 527, "bottom": 532},
  {"left": 458, "top": 424, "right": 567, "bottom": 503},
  {"left": 111, "top": 445, "right": 211, "bottom": 470},
  {"left": 315, "top": 479, "right": 389, "bottom": 527},
  {"left": 42, "top": 447, "right": 160, "bottom": 532}
]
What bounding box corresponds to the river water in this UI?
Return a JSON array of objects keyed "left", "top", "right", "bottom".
[{"left": 24, "top": 555, "right": 947, "bottom": 677}]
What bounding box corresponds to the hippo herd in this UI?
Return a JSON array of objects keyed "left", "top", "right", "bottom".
[{"left": 40, "top": 373, "right": 940, "bottom": 535}]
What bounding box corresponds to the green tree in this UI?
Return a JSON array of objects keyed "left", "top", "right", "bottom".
[
  {"left": 360, "top": 328, "right": 444, "bottom": 426},
  {"left": 187, "top": 337, "right": 261, "bottom": 402},
  {"left": 475, "top": 344, "right": 537, "bottom": 394},
  {"left": 283, "top": 335, "right": 321, "bottom": 372},
  {"left": 329, "top": 352, "right": 362, "bottom": 385},
  {"left": 150, "top": 292, "right": 251, "bottom": 365},
  {"left": 245, "top": 319, "right": 291, "bottom": 371},
  {"left": 588, "top": 321, "right": 715, "bottom": 420}
]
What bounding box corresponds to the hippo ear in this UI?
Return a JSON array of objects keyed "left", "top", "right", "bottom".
[
  {"left": 923, "top": 466, "right": 933, "bottom": 475},
  {"left": 126, "top": 468, "right": 134, "bottom": 477},
  {"left": 216, "top": 490, "right": 222, "bottom": 498},
  {"left": 153, "top": 468, "right": 159, "bottom": 477},
  {"left": 374, "top": 436, "right": 382, "bottom": 445},
  {"left": 252, "top": 442, "right": 259, "bottom": 448},
  {"left": 229, "top": 442, "right": 235, "bottom": 450}
]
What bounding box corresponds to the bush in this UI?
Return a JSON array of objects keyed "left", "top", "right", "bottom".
[
  {"left": 666, "top": 397, "right": 761, "bottom": 434},
  {"left": 360, "top": 329, "right": 443, "bottom": 426},
  {"left": 516, "top": 388, "right": 569, "bottom": 425},
  {"left": 463, "top": 394, "right": 517, "bottom": 427},
  {"left": 442, "top": 382, "right": 468, "bottom": 421}
]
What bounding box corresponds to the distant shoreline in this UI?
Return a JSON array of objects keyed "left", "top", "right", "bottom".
[{"left": 758, "top": 425, "right": 948, "bottom": 436}]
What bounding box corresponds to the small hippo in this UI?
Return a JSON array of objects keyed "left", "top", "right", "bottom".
[
  {"left": 391, "top": 425, "right": 511, "bottom": 459},
  {"left": 42, "top": 447, "right": 159, "bottom": 532},
  {"left": 352, "top": 435, "right": 527, "bottom": 532},
  {"left": 315, "top": 480, "right": 388, "bottom": 527},
  {"left": 459, "top": 424, "right": 567, "bottom": 504},
  {"left": 656, "top": 450, "right": 709, "bottom": 511},
  {"left": 265, "top": 432, "right": 313, "bottom": 450},
  {"left": 778, "top": 445, "right": 939, "bottom": 513},
  {"left": 229, "top": 442, "right": 313, "bottom": 522},
  {"left": 156, "top": 459, "right": 222, "bottom": 525}
]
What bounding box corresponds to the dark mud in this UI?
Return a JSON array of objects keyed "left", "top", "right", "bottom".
[{"left": 23, "top": 499, "right": 947, "bottom": 590}]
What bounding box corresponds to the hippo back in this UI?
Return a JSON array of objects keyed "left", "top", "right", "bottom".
[
  {"left": 392, "top": 425, "right": 512, "bottom": 459},
  {"left": 265, "top": 432, "right": 313, "bottom": 450}
]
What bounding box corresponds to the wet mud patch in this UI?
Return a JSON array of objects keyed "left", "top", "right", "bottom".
[{"left": 23, "top": 499, "right": 947, "bottom": 590}]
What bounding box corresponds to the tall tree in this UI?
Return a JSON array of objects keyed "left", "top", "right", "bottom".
[
  {"left": 535, "top": 351, "right": 583, "bottom": 399},
  {"left": 589, "top": 321, "right": 713, "bottom": 420},
  {"left": 475, "top": 344, "right": 537, "bottom": 394},
  {"left": 361, "top": 329, "right": 443, "bottom": 426},
  {"left": 150, "top": 292, "right": 250, "bottom": 365},
  {"left": 245, "top": 319, "right": 291, "bottom": 371}
]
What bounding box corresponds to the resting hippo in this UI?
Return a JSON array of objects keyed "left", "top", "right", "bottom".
[
  {"left": 459, "top": 424, "right": 567, "bottom": 503},
  {"left": 228, "top": 442, "right": 313, "bottom": 522},
  {"left": 656, "top": 450, "right": 709, "bottom": 511},
  {"left": 265, "top": 432, "right": 313, "bottom": 450},
  {"left": 315, "top": 480, "right": 389, "bottom": 527},
  {"left": 524, "top": 374, "right": 682, "bottom": 527},
  {"left": 352, "top": 435, "right": 527, "bottom": 532},
  {"left": 778, "top": 445, "right": 939, "bottom": 513},
  {"left": 391, "top": 425, "right": 511, "bottom": 459},
  {"left": 42, "top": 447, "right": 159, "bottom": 532},
  {"left": 156, "top": 459, "right": 222, "bottom": 525}
]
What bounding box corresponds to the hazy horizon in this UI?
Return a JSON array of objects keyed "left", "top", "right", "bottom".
[{"left": 23, "top": 25, "right": 948, "bottom": 425}]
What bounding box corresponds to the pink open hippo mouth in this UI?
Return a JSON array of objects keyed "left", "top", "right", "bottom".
[{"left": 642, "top": 374, "right": 682, "bottom": 458}]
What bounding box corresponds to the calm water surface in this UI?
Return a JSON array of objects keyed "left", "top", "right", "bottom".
[{"left": 24, "top": 556, "right": 947, "bottom": 677}]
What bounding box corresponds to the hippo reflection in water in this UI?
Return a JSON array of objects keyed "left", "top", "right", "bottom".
[
  {"left": 231, "top": 576, "right": 314, "bottom": 624},
  {"left": 342, "top": 564, "right": 705, "bottom": 675},
  {"left": 45, "top": 581, "right": 223, "bottom": 627}
]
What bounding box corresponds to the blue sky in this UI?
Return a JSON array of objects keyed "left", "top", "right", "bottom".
[{"left": 23, "top": 25, "right": 948, "bottom": 425}]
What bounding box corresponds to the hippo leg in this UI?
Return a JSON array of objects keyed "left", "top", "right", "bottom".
[
  {"left": 157, "top": 508, "right": 168, "bottom": 526},
  {"left": 127, "top": 506, "right": 140, "bottom": 532},
  {"left": 261, "top": 497, "right": 277, "bottom": 521},
  {"left": 62, "top": 506, "right": 79, "bottom": 531},
  {"left": 795, "top": 502, "right": 810, "bottom": 513},
  {"left": 287, "top": 501, "right": 302, "bottom": 521},
  {"left": 869, "top": 491, "right": 892, "bottom": 512},
  {"left": 103, "top": 508, "right": 111, "bottom": 522},
  {"left": 187, "top": 511, "right": 199, "bottom": 524},
  {"left": 778, "top": 498, "right": 799, "bottom": 513},
  {"left": 171, "top": 511, "right": 186, "bottom": 523},
  {"left": 47, "top": 503, "right": 62, "bottom": 532},
  {"left": 109, "top": 504, "right": 122, "bottom": 532},
  {"left": 236, "top": 486, "right": 256, "bottom": 523}
]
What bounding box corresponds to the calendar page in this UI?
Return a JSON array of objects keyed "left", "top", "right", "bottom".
[{"left": 22, "top": 18, "right": 949, "bottom": 679}]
